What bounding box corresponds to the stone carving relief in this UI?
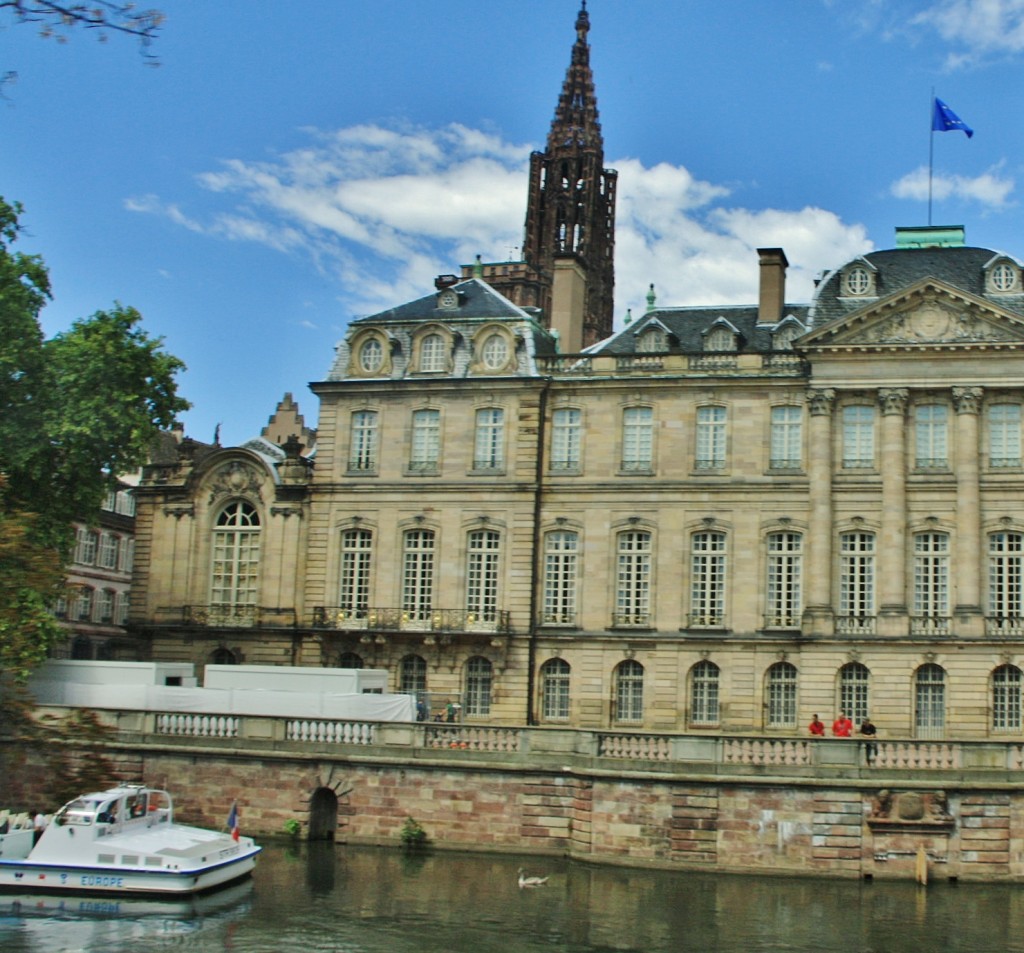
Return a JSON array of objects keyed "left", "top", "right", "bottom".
[
  {"left": 208, "top": 461, "right": 264, "bottom": 505},
  {"left": 868, "top": 789, "right": 954, "bottom": 831},
  {"left": 863, "top": 302, "right": 1017, "bottom": 345}
]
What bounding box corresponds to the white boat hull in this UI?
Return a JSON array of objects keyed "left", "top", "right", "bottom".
[{"left": 0, "top": 846, "right": 259, "bottom": 895}]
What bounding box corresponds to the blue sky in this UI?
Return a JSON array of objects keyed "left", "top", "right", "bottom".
[{"left": 4, "top": 0, "right": 1023, "bottom": 445}]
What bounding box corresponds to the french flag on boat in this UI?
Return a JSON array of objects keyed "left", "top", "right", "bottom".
[{"left": 227, "top": 801, "right": 240, "bottom": 841}]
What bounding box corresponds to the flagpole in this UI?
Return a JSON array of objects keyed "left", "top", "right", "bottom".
[{"left": 928, "top": 87, "right": 934, "bottom": 226}]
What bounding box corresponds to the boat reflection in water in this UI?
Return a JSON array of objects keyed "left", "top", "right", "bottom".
[{"left": 0, "top": 879, "right": 253, "bottom": 946}]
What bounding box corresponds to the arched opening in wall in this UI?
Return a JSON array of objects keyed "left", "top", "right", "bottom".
[
  {"left": 308, "top": 787, "right": 338, "bottom": 841},
  {"left": 210, "top": 647, "right": 238, "bottom": 665}
]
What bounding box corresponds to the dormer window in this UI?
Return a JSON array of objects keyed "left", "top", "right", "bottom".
[
  {"left": 773, "top": 325, "right": 799, "bottom": 350},
  {"left": 989, "top": 261, "right": 1020, "bottom": 294},
  {"left": 359, "top": 338, "right": 384, "bottom": 373},
  {"left": 637, "top": 327, "right": 667, "bottom": 353},
  {"left": 844, "top": 266, "right": 872, "bottom": 296},
  {"left": 419, "top": 333, "right": 446, "bottom": 372},
  {"left": 481, "top": 332, "right": 510, "bottom": 370},
  {"left": 706, "top": 326, "right": 735, "bottom": 352},
  {"left": 437, "top": 289, "right": 459, "bottom": 310}
]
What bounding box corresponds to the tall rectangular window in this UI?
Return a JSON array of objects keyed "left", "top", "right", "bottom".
[
  {"left": 915, "top": 403, "right": 948, "bottom": 468},
  {"left": 97, "top": 588, "right": 115, "bottom": 623},
  {"left": 349, "top": 410, "right": 379, "bottom": 472},
  {"left": 988, "top": 532, "right": 1023, "bottom": 625},
  {"left": 75, "top": 528, "right": 98, "bottom": 566},
  {"left": 114, "top": 591, "right": 130, "bottom": 625},
  {"left": 615, "top": 660, "right": 644, "bottom": 723},
  {"left": 696, "top": 406, "right": 727, "bottom": 469},
  {"left": 99, "top": 532, "right": 120, "bottom": 570},
  {"left": 541, "top": 659, "right": 570, "bottom": 721},
  {"left": 402, "top": 530, "right": 435, "bottom": 623},
  {"left": 339, "top": 529, "right": 373, "bottom": 616},
  {"left": 769, "top": 406, "right": 802, "bottom": 469},
  {"left": 551, "top": 408, "right": 582, "bottom": 470},
  {"left": 466, "top": 530, "right": 501, "bottom": 623},
  {"left": 767, "top": 662, "right": 797, "bottom": 728},
  {"left": 210, "top": 501, "right": 261, "bottom": 615},
  {"left": 690, "top": 532, "right": 726, "bottom": 626},
  {"left": 993, "top": 665, "right": 1023, "bottom": 732},
  {"left": 621, "top": 406, "right": 653, "bottom": 471},
  {"left": 839, "top": 532, "right": 875, "bottom": 631},
  {"left": 615, "top": 531, "right": 651, "bottom": 625},
  {"left": 842, "top": 405, "right": 875, "bottom": 468},
  {"left": 690, "top": 660, "right": 720, "bottom": 727},
  {"left": 766, "top": 532, "right": 802, "bottom": 627},
  {"left": 473, "top": 408, "right": 504, "bottom": 470},
  {"left": 989, "top": 404, "right": 1022, "bottom": 468},
  {"left": 410, "top": 409, "right": 441, "bottom": 471},
  {"left": 542, "top": 530, "right": 578, "bottom": 625},
  {"left": 913, "top": 532, "right": 950, "bottom": 629}
]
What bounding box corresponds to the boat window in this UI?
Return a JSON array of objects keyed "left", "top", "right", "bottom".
[
  {"left": 128, "top": 793, "right": 148, "bottom": 818},
  {"left": 55, "top": 798, "right": 100, "bottom": 826}
]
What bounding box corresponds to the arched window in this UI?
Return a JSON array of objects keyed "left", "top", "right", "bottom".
[
  {"left": 210, "top": 647, "right": 237, "bottom": 665},
  {"left": 71, "top": 636, "right": 93, "bottom": 660},
  {"left": 400, "top": 655, "right": 427, "bottom": 694},
  {"left": 839, "top": 662, "right": 870, "bottom": 726},
  {"left": 337, "top": 652, "right": 364, "bottom": 669},
  {"left": 706, "top": 326, "right": 734, "bottom": 352},
  {"left": 914, "top": 664, "right": 946, "bottom": 739},
  {"left": 992, "top": 664, "right": 1022, "bottom": 732},
  {"left": 690, "top": 660, "right": 720, "bottom": 727},
  {"left": 614, "top": 659, "right": 644, "bottom": 723},
  {"left": 402, "top": 530, "right": 435, "bottom": 624},
  {"left": 210, "top": 501, "right": 260, "bottom": 622},
  {"left": 339, "top": 528, "right": 373, "bottom": 618},
  {"left": 637, "top": 327, "right": 667, "bottom": 353},
  {"left": 540, "top": 658, "right": 570, "bottom": 720},
  {"left": 464, "top": 656, "right": 492, "bottom": 716},
  {"left": 419, "top": 333, "right": 446, "bottom": 372},
  {"left": 765, "top": 532, "right": 802, "bottom": 628},
  {"left": 766, "top": 662, "right": 797, "bottom": 728},
  {"left": 542, "top": 530, "right": 578, "bottom": 625}
]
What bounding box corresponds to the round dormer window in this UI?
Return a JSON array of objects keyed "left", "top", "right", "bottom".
[
  {"left": 481, "top": 333, "right": 510, "bottom": 370},
  {"left": 992, "top": 262, "right": 1018, "bottom": 292},
  {"left": 360, "top": 338, "right": 384, "bottom": 373},
  {"left": 844, "top": 267, "right": 871, "bottom": 296}
]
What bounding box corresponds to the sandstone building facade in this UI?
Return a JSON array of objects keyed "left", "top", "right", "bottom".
[{"left": 129, "top": 7, "right": 1024, "bottom": 741}]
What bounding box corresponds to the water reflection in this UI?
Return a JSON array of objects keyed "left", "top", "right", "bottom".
[{"left": 2, "top": 844, "right": 1024, "bottom": 952}]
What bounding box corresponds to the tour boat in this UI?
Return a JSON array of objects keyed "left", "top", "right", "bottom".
[{"left": 0, "top": 785, "right": 260, "bottom": 895}]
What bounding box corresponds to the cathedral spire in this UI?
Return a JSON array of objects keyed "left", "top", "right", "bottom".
[{"left": 547, "top": 1, "right": 603, "bottom": 155}]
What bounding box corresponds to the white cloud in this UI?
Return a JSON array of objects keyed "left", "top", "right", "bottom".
[
  {"left": 911, "top": 0, "right": 1024, "bottom": 67},
  {"left": 128, "top": 122, "right": 873, "bottom": 327},
  {"left": 890, "top": 164, "right": 1015, "bottom": 208}
]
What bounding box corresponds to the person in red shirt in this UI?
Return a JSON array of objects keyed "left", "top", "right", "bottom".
[
  {"left": 832, "top": 712, "right": 853, "bottom": 737},
  {"left": 808, "top": 714, "right": 825, "bottom": 736}
]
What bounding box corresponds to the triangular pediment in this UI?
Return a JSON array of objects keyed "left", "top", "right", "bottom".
[{"left": 801, "top": 278, "right": 1024, "bottom": 349}]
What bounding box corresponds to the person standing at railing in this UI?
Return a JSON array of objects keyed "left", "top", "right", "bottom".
[
  {"left": 859, "top": 717, "right": 878, "bottom": 764},
  {"left": 831, "top": 712, "right": 853, "bottom": 737},
  {"left": 808, "top": 714, "right": 825, "bottom": 736}
]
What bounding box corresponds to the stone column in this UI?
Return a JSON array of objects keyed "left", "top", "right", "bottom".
[
  {"left": 952, "top": 386, "right": 984, "bottom": 636},
  {"left": 803, "top": 388, "right": 835, "bottom": 635},
  {"left": 877, "top": 388, "right": 909, "bottom": 636}
]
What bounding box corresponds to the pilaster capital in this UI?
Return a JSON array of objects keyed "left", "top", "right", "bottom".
[
  {"left": 806, "top": 387, "right": 836, "bottom": 416},
  {"left": 952, "top": 386, "right": 984, "bottom": 415},
  {"left": 877, "top": 388, "right": 909, "bottom": 416}
]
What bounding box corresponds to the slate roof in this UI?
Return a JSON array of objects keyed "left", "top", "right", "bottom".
[
  {"left": 809, "top": 246, "right": 1024, "bottom": 326},
  {"left": 593, "top": 305, "right": 810, "bottom": 355},
  {"left": 353, "top": 277, "right": 541, "bottom": 326}
]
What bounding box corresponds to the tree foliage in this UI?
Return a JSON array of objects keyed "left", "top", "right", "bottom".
[
  {"left": 0, "top": 196, "right": 190, "bottom": 558},
  {"left": 1, "top": 1, "right": 164, "bottom": 54}
]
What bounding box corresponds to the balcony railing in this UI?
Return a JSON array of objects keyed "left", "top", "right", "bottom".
[
  {"left": 312, "top": 606, "right": 511, "bottom": 635},
  {"left": 167, "top": 605, "right": 298, "bottom": 628},
  {"left": 910, "top": 615, "right": 951, "bottom": 636},
  {"left": 986, "top": 615, "right": 1024, "bottom": 637},
  {"left": 835, "top": 615, "right": 876, "bottom": 636},
  {"left": 762, "top": 613, "right": 800, "bottom": 630}
]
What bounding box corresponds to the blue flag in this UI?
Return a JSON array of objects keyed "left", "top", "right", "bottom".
[{"left": 932, "top": 97, "right": 973, "bottom": 138}]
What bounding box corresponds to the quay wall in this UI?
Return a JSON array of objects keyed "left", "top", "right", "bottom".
[{"left": 7, "top": 709, "right": 1024, "bottom": 882}]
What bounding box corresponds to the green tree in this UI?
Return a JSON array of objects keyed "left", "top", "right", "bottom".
[{"left": 0, "top": 195, "right": 189, "bottom": 652}]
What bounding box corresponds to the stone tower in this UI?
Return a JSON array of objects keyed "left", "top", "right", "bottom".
[
  {"left": 463, "top": 2, "right": 617, "bottom": 351},
  {"left": 524, "top": 1, "right": 616, "bottom": 349}
]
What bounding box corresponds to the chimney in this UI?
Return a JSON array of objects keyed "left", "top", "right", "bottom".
[
  {"left": 757, "top": 247, "right": 788, "bottom": 325},
  {"left": 434, "top": 274, "right": 460, "bottom": 290}
]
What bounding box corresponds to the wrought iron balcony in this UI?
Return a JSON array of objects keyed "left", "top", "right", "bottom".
[
  {"left": 154, "top": 605, "right": 298, "bottom": 628},
  {"left": 311, "top": 606, "right": 511, "bottom": 635}
]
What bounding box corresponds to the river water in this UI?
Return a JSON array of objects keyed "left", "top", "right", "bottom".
[{"left": 2, "top": 842, "right": 1022, "bottom": 953}]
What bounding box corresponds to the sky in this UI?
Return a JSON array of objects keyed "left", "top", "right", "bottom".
[{"left": 4, "top": 0, "right": 1024, "bottom": 446}]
